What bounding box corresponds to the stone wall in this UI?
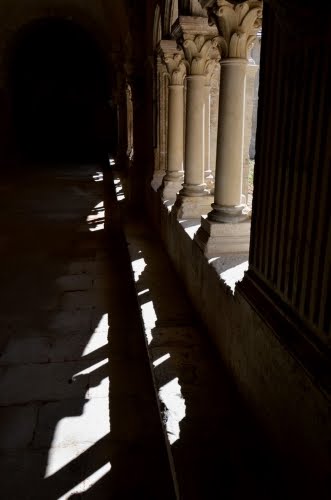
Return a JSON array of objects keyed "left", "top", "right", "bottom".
[{"left": 146, "top": 187, "right": 331, "bottom": 496}]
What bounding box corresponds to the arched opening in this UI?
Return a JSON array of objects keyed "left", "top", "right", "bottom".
[{"left": 8, "top": 17, "right": 113, "bottom": 163}]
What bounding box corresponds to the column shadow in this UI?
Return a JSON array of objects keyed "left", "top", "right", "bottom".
[{"left": 0, "top": 159, "right": 175, "bottom": 499}]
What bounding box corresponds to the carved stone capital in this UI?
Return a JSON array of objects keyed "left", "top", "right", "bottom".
[
  {"left": 158, "top": 40, "right": 188, "bottom": 85},
  {"left": 182, "top": 34, "right": 223, "bottom": 79},
  {"left": 208, "top": 0, "right": 263, "bottom": 58},
  {"left": 172, "top": 17, "right": 222, "bottom": 78}
]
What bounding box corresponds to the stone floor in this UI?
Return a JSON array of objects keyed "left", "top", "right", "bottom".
[
  {"left": 0, "top": 163, "right": 175, "bottom": 499},
  {"left": 0, "top": 161, "right": 285, "bottom": 499}
]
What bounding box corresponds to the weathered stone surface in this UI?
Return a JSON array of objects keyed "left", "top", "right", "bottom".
[
  {"left": 146, "top": 185, "right": 331, "bottom": 497},
  {"left": 48, "top": 310, "right": 92, "bottom": 335},
  {"left": 49, "top": 330, "right": 108, "bottom": 363},
  {"left": 0, "top": 337, "right": 50, "bottom": 365},
  {"left": 0, "top": 405, "right": 38, "bottom": 449},
  {"left": 55, "top": 275, "right": 92, "bottom": 292},
  {"left": 0, "top": 361, "right": 94, "bottom": 405}
]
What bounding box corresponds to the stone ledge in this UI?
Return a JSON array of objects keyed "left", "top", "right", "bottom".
[{"left": 146, "top": 186, "right": 331, "bottom": 488}]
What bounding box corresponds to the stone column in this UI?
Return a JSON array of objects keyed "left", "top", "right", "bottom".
[
  {"left": 181, "top": 73, "right": 206, "bottom": 196},
  {"left": 159, "top": 41, "right": 187, "bottom": 201},
  {"left": 172, "top": 17, "right": 221, "bottom": 218},
  {"left": 152, "top": 54, "right": 169, "bottom": 191},
  {"left": 125, "top": 72, "right": 147, "bottom": 206},
  {"left": 126, "top": 84, "right": 134, "bottom": 163},
  {"left": 209, "top": 57, "right": 247, "bottom": 222},
  {"left": 114, "top": 73, "right": 129, "bottom": 167},
  {"left": 204, "top": 82, "right": 213, "bottom": 192},
  {"left": 195, "top": 1, "right": 263, "bottom": 256},
  {"left": 243, "top": 60, "right": 259, "bottom": 205}
]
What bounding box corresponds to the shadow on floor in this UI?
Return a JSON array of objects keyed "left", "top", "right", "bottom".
[{"left": 0, "top": 159, "right": 175, "bottom": 499}]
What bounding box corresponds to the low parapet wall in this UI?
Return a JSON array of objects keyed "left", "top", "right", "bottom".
[{"left": 146, "top": 184, "right": 331, "bottom": 497}]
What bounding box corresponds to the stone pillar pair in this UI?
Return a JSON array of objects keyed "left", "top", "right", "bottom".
[
  {"left": 160, "top": 1, "right": 262, "bottom": 254},
  {"left": 158, "top": 41, "right": 186, "bottom": 201},
  {"left": 159, "top": 20, "right": 218, "bottom": 209},
  {"left": 195, "top": 1, "right": 263, "bottom": 256}
]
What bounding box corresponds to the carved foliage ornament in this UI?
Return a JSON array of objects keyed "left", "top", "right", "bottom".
[
  {"left": 208, "top": 0, "right": 263, "bottom": 58},
  {"left": 181, "top": 34, "right": 223, "bottom": 79},
  {"left": 163, "top": 52, "right": 189, "bottom": 85}
]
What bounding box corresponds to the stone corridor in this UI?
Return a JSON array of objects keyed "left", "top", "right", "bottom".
[{"left": 0, "top": 162, "right": 286, "bottom": 499}]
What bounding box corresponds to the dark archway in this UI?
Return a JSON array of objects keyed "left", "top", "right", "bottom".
[{"left": 9, "top": 17, "right": 115, "bottom": 163}]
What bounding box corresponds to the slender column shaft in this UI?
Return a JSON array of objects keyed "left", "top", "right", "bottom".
[
  {"left": 204, "top": 83, "right": 213, "bottom": 190},
  {"left": 181, "top": 75, "right": 206, "bottom": 196},
  {"left": 116, "top": 91, "right": 128, "bottom": 164},
  {"left": 209, "top": 58, "right": 247, "bottom": 222},
  {"left": 165, "top": 84, "right": 184, "bottom": 181}
]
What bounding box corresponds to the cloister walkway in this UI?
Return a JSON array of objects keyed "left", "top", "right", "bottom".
[{"left": 0, "top": 162, "right": 284, "bottom": 499}]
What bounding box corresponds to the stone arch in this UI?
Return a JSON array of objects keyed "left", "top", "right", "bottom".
[
  {"left": 0, "top": 4, "right": 112, "bottom": 90},
  {"left": 7, "top": 16, "right": 112, "bottom": 161},
  {"left": 153, "top": 4, "right": 162, "bottom": 50}
]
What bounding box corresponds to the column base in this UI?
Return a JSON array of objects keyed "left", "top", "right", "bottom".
[
  {"left": 180, "top": 183, "right": 208, "bottom": 197},
  {"left": 194, "top": 216, "right": 251, "bottom": 257},
  {"left": 172, "top": 194, "right": 214, "bottom": 219},
  {"left": 159, "top": 177, "right": 183, "bottom": 202},
  {"left": 151, "top": 170, "right": 166, "bottom": 191},
  {"left": 208, "top": 203, "right": 251, "bottom": 223}
]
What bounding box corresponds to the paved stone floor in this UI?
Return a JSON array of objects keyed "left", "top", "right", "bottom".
[
  {"left": 0, "top": 163, "right": 175, "bottom": 499},
  {"left": 0, "top": 161, "right": 286, "bottom": 499}
]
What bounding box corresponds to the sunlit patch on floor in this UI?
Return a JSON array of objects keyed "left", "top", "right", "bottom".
[
  {"left": 93, "top": 171, "right": 103, "bottom": 182},
  {"left": 128, "top": 244, "right": 186, "bottom": 444},
  {"left": 140, "top": 301, "right": 157, "bottom": 344},
  {"left": 57, "top": 462, "right": 111, "bottom": 500},
  {"left": 45, "top": 398, "right": 110, "bottom": 478},
  {"left": 114, "top": 177, "right": 125, "bottom": 201},
  {"left": 83, "top": 314, "right": 108, "bottom": 356},
  {"left": 159, "top": 377, "right": 186, "bottom": 445},
  {"left": 132, "top": 256, "right": 147, "bottom": 282},
  {"left": 153, "top": 353, "right": 171, "bottom": 368},
  {"left": 219, "top": 260, "right": 248, "bottom": 293},
  {"left": 87, "top": 201, "right": 105, "bottom": 231}
]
